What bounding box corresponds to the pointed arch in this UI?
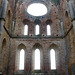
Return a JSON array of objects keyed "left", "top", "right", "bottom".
[
  {"left": 65, "top": 11, "right": 71, "bottom": 31},
  {"left": 48, "top": 43, "right": 59, "bottom": 70},
  {"left": 50, "top": 49, "right": 56, "bottom": 70},
  {"left": 2, "top": 38, "right": 6, "bottom": 49},
  {"left": 18, "top": 43, "right": 26, "bottom": 50},
  {"left": 32, "top": 43, "right": 43, "bottom": 71},
  {"left": 49, "top": 43, "right": 58, "bottom": 50},
  {"left": 15, "top": 43, "right": 26, "bottom": 71},
  {"left": 34, "top": 48, "right": 40, "bottom": 70},
  {"left": 19, "top": 49, "right": 25, "bottom": 70}
]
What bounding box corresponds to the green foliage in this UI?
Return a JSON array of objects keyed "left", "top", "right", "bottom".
[{"left": 34, "top": 70, "right": 41, "bottom": 73}]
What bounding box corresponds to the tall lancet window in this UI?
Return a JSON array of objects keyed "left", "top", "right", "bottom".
[
  {"left": 19, "top": 49, "right": 25, "bottom": 70},
  {"left": 35, "top": 25, "right": 40, "bottom": 35},
  {"left": 24, "top": 25, "right": 28, "bottom": 35},
  {"left": 50, "top": 49, "right": 56, "bottom": 70},
  {"left": 34, "top": 48, "right": 40, "bottom": 70},
  {"left": 47, "top": 25, "right": 51, "bottom": 35}
]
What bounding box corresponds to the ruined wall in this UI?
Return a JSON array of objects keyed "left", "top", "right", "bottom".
[
  {"left": 7, "top": 38, "right": 66, "bottom": 75},
  {"left": 0, "top": 0, "right": 75, "bottom": 75},
  {"left": 0, "top": 0, "right": 15, "bottom": 75},
  {"left": 7, "top": 1, "right": 67, "bottom": 75},
  {"left": 61, "top": 0, "right": 75, "bottom": 75}
]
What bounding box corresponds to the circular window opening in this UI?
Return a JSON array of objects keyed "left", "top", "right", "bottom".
[{"left": 27, "top": 3, "right": 48, "bottom": 16}]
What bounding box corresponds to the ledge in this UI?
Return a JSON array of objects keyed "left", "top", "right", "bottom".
[
  {"left": 12, "top": 35, "right": 64, "bottom": 39},
  {"left": 3, "top": 24, "right": 73, "bottom": 39},
  {"left": 14, "top": 70, "right": 62, "bottom": 75}
]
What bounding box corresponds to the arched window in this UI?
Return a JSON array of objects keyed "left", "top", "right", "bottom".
[
  {"left": 47, "top": 25, "right": 51, "bottom": 35},
  {"left": 35, "top": 25, "right": 40, "bottom": 35},
  {"left": 19, "top": 49, "right": 25, "bottom": 70},
  {"left": 34, "top": 48, "right": 40, "bottom": 70},
  {"left": 24, "top": 25, "right": 28, "bottom": 35},
  {"left": 50, "top": 49, "right": 56, "bottom": 70}
]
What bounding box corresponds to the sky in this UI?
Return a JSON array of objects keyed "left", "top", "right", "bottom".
[{"left": 27, "top": 3, "right": 47, "bottom": 16}]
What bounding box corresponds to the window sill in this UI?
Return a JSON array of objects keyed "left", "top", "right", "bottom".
[{"left": 34, "top": 70, "right": 41, "bottom": 73}]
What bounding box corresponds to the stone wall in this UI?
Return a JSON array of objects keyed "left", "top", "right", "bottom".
[{"left": 0, "top": 0, "right": 75, "bottom": 75}]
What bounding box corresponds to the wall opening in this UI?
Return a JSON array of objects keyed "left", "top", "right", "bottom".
[
  {"left": 24, "top": 25, "right": 28, "bottom": 35},
  {"left": 35, "top": 24, "right": 40, "bottom": 35},
  {"left": 19, "top": 49, "right": 25, "bottom": 70},
  {"left": 47, "top": 24, "right": 51, "bottom": 35},
  {"left": 27, "top": 3, "right": 47, "bottom": 16},
  {"left": 34, "top": 48, "right": 40, "bottom": 70},
  {"left": 50, "top": 49, "right": 56, "bottom": 70}
]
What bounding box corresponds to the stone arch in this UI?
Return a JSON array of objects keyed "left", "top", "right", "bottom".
[
  {"left": 65, "top": 11, "right": 71, "bottom": 31},
  {"left": 48, "top": 43, "right": 59, "bottom": 70},
  {"left": 1, "top": 38, "right": 7, "bottom": 54},
  {"left": 22, "top": 19, "right": 30, "bottom": 35},
  {"left": 46, "top": 19, "right": 52, "bottom": 25},
  {"left": 18, "top": 43, "right": 26, "bottom": 50},
  {"left": 34, "top": 19, "right": 41, "bottom": 25},
  {"left": 32, "top": 43, "right": 43, "bottom": 50},
  {"left": 32, "top": 43, "right": 43, "bottom": 71},
  {"left": 15, "top": 43, "right": 26, "bottom": 71},
  {"left": 2, "top": 38, "right": 6, "bottom": 49},
  {"left": 23, "top": 19, "right": 30, "bottom": 25},
  {"left": 46, "top": 19, "right": 52, "bottom": 36},
  {"left": 49, "top": 43, "right": 58, "bottom": 50}
]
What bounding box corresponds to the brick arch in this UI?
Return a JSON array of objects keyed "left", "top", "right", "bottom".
[
  {"left": 17, "top": 43, "right": 26, "bottom": 50},
  {"left": 34, "top": 19, "right": 41, "bottom": 25},
  {"left": 65, "top": 11, "right": 71, "bottom": 31},
  {"left": 49, "top": 43, "right": 58, "bottom": 50},
  {"left": 15, "top": 43, "right": 26, "bottom": 71},
  {"left": 46, "top": 19, "right": 52, "bottom": 25},
  {"left": 32, "top": 43, "right": 43, "bottom": 71},
  {"left": 32, "top": 43, "right": 43, "bottom": 50},
  {"left": 48, "top": 43, "right": 60, "bottom": 71},
  {"left": 22, "top": 19, "right": 31, "bottom": 25},
  {"left": 2, "top": 38, "right": 7, "bottom": 49}
]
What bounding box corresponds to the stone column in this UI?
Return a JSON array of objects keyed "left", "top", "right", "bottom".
[
  {"left": 72, "top": 20, "right": 75, "bottom": 42},
  {"left": 0, "top": 0, "right": 7, "bottom": 18},
  {"left": 0, "top": 19, "right": 5, "bottom": 43},
  {"left": 68, "top": 1, "right": 75, "bottom": 20},
  {"left": 61, "top": 22, "right": 64, "bottom": 36},
  {"left": 0, "top": 0, "right": 7, "bottom": 43}
]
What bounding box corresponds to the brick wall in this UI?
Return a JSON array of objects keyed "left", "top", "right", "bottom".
[{"left": 0, "top": 0, "right": 75, "bottom": 75}]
